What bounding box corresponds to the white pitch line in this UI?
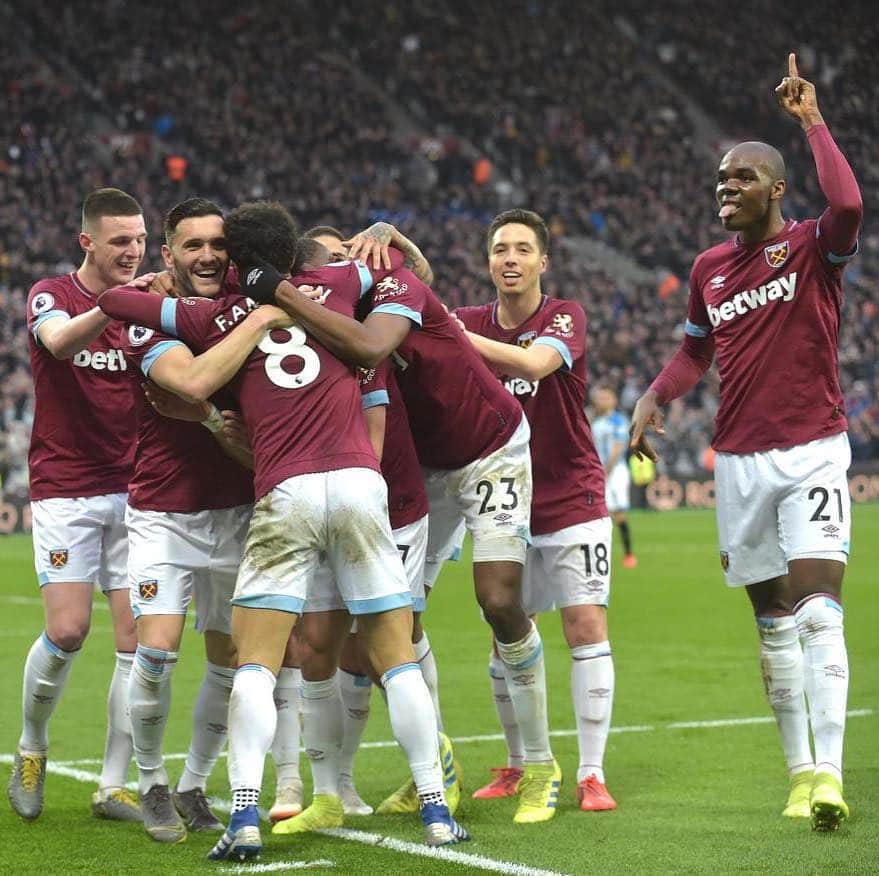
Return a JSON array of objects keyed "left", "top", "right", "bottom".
[
  {"left": 218, "top": 861, "right": 335, "bottom": 873},
  {"left": 49, "top": 708, "right": 874, "bottom": 768},
  {"left": 318, "top": 827, "right": 571, "bottom": 876}
]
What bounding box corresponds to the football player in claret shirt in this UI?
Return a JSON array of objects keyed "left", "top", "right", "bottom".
[
  {"left": 457, "top": 209, "right": 617, "bottom": 812},
  {"left": 249, "top": 225, "right": 562, "bottom": 826},
  {"left": 115, "top": 198, "right": 277, "bottom": 844},
  {"left": 10, "top": 188, "right": 144, "bottom": 825},
  {"left": 630, "top": 55, "right": 862, "bottom": 831}
]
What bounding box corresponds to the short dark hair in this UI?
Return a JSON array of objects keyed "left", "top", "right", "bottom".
[
  {"left": 81, "top": 188, "right": 142, "bottom": 231},
  {"left": 163, "top": 197, "right": 224, "bottom": 245},
  {"left": 224, "top": 201, "right": 299, "bottom": 274},
  {"left": 486, "top": 208, "right": 549, "bottom": 255},
  {"left": 303, "top": 224, "right": 345, "bottom": 242},
  {"left": 291, "top": 238, "right": 331, "bottom": 275}
]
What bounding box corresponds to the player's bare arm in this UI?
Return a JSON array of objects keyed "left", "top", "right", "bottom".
[
  {"left": 274, "top": 280, "right": 411, "bottom": 367},
  {"left": 146, "top": 305, "right": 293, "bottom": 403},
  {"left": 345, "top": 222, "right": 434, "bottom": 285},
  {"left": 463, "top": 329, "right": 562, "bottom": 381},
  {"left": 36, "top": 308, "right": 113, "bottom": 360},
  {"left": 775, "top": 53, "right": 824, "bottom": 131},
  {"left": 142, "top": 380, "right": 210, "bottom": 421}
]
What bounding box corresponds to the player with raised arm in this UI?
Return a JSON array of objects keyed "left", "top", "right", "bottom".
[
  {"left": 116, "top": 198, "right": 282, "bottom": 844},
  {"left": 457, "top": 209, "right": 617, "bottom": 812},
  {"left": 99, "top": 201, "right": 469, "bottom": 859},
  {"left": 591, "top": 387, "right": 637, "bottom": 568},
  {"left": 9, "top": 188, "right": 144, "bottom": 824},
  {"left": 630, "top": 55, "right": 862, "bottom": 831},
  {"left": 244, "top": 233, "right": 561, "bottom": 826}
]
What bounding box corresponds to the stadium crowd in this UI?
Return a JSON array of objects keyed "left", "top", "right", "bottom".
[{"left": 1, "top": 0, "right": 877, "bottom": 499}]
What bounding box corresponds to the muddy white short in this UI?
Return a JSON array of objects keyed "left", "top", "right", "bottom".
[
  {"left": 234, "top": 468, "right": 411, "bottom": 615},
  {"left": 423, "top": 416, "right": 532, "bottom": 566}
]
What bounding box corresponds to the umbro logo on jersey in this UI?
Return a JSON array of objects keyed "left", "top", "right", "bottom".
[
  {"left": 706, "top": 272, "right": 797, "bottom": 327},
  {"left": 710, "top": 275, "right": 725, "bottom": 289},
  {"left": 49, "top": 549, "right": 68, "bottom": 568},
  {"left": 764, "top": 240, "right": 791, "bottom": 269}
]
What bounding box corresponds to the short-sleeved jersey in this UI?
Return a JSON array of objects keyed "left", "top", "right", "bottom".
[
  {"left": 26, "top": 273, "right": 135, "bottom": 500},
  {"left": 122, "top": 318, "right": 254, "bottom": 513},
  {"left": 592, "top": 411, "right": 629, "bottom": 474},
  {"left": 685, "top": 217, "right": 851, "bottom": 453},
  {"left": 369, "top": 270, "right": 523, "bottom": 470},
  {"left": 456, "top": 297, "right": 607, "bottom": 534},
  {"left": 359, "top": 360, "right": 428, "bottom": 530}
]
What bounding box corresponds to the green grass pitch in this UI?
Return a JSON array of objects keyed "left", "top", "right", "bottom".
[{"left": 1, "top": 507, "right": 877, "bottom": 874}]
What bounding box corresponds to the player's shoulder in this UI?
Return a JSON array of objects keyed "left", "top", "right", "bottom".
[
  {"left": 539, "top": 296, "right": 584, "bottom": 337},
  {"left": 454, "top": 302, "right": 492, "bottom": 326},
  {"left": 27, "top": 273, "right": 73, "bottom": 305},
  {"left": 543, "top": 295, "right": 585, "bottom": 317}
]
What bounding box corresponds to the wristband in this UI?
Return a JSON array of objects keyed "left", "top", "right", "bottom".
[
  {"left": 200, "top": 404, "right": 224, "bottom": 434},
  {"left": 241, "top": 263, "right": 284, "bottom": 305}
]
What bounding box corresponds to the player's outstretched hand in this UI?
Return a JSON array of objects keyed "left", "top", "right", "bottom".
[
  {"left": 142, "top": 381, "right": 210, "bottom": 422},
  {"left": 775, "top": 53, "right": 824, "bottom": 129},
  {"left": 629, "top": 391, "right": 664, "bottom": 462},
  {"left": 344, "top": 222, "right": 393, "bottom": 270}
]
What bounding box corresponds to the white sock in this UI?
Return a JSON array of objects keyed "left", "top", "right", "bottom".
[
  {"left": 99, "top": 651, "right": 134, "bottom": 789},
  {"left": 228, "top": 664, "right": 277, "bottom": 794},
  {"left": 795, "top": 595, "right": 849, "bottom": 783},
  {"left": 129, "top": 645, "right": 177, "bottom": 793},
  {"left": 495, "top": 622, "right": 553, "bottom": 763},
  {"left": 271, "top": 666, "right": 302, "bottom": 789},
  {"left": 382, "top": 662, "right": 443, "bottom": 798},
  {"left": 414, "top": 632, "right": 444, "bottom": 732},
  {"left": 339, "top": 669, "right": 371, "bottom": 780},
  {"left": 301, "top": 674, "right": 343, "bottom": 797},
  {"left": 488, "top": 652, "right": 524, "bottom": 768},
  {"left": 756, "top": 616, "right": 813, "bottom": 775},
  {"left": 19, "top": 632, "right": 79, "bottom": 754},
  {"left": 177, "top": 661, "right": 235, "bottom": 793},
  {"left": 571, "top": 642, "right": 614, "bottom": 784}
]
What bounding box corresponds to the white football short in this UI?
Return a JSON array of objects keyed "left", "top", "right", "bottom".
[
  {"left": 306, "top": 513, "right": 427, "bottom": 613},
  {"left": 126, "top": 504, "right": 251, "bottom": 634},
  {"left": 423, "top": 416, "right": 532, "bottom": 566},
  {"left": 715, "top": 432, "right": 851, "bottom": 587},
  {"left": 605, "top": 465, "right": 631, "bottom": 513},
  {"left": 234, "top": 468, "right": 411, "bottom": 616},
  {"left": 31, "top": 493, "right": 128, "bottom": 591},
  {"left": 522, "top": 518, "right": 614, "bottom": 614}
]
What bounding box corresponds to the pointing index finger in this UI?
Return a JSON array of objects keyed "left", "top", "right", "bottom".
[{"left": 788, "top": 52, "right": 798, "bottom": 79}]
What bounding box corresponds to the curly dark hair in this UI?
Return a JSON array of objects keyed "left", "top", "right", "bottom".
[{"left": 224, "top": 200, "right": 299, "bottom": 274}]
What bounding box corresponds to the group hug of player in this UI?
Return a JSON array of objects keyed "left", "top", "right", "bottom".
[{"left": 8, "top": 55, "right": 862, "bottom": 862}]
